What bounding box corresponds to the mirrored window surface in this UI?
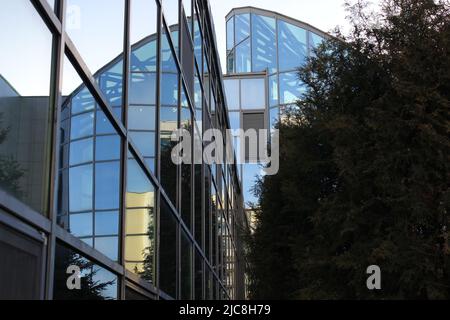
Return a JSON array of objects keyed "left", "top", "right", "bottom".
[
  {"left": 65, "top": 0, "right": 125, "bottom": 113},
  {"left": 279, "top": 72, "right": 306, "bottom": 105},
  {"left": 0, "top": 0, "right": 53, "bottom": 215},
  {"left": 241, "top": 78, "right": 265, "bottom": 109},
  {"left": 54, "top": 243, "right": 118, "bottom": 300},
  {"left": 235, "top": 14, "right": 250, "bottom": 44},
  {"left": 252, "top": 14, "right": 277, "bottom": 73},
  {"left": 278, "top": 21, "right": 308, "bottom": 71},
  {"left": 126, "top": 155, "right": 156, "bottom": 283},
  {"left": 235, "top": 39, "right": 251, "bottom": 73}
]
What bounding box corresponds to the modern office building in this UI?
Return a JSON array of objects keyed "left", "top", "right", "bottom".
[
  {"left": 0, "top": 0, "right": 249, "bottom": 300},
  {"left": 223, "top": 7, "right": 329, "bottom": 208}
]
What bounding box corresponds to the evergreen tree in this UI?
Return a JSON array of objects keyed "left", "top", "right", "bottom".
[{"left": 249, "top": 0, "right": 450, "bottom": 299}]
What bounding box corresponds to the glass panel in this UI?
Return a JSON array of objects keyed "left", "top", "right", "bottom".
[
  {"left": 129, "top": 106, "right": 156, "bottom": 131},
  {"left": 252, "top": 14, "right": 277, "bottom": 73},
  {"left": 269, "top": 107, "right": 279, "bottom": 131},
  {"left": 243, "top": 163, "right": 263, "bottom": 207},
  {"left": 126, "top": 156, "right": 155, "bottom": 283},
  {"left": 226, "top": 17, "right": 234, "bottom": 51},
  {"left": 130, "top": 73, "right": 156, "bottom": 105},
  {"left": 181, "top": 230, "right": 193, "bottom": 300},
  {"left": 69, "top": 212, "right": 92, "bottom": 237},
  {"left": 69, "top": 164, "right": 93, "bottom": 212},
  {"left": 70, "top": 112, "right": 94, "bottom": 140},
  {"left": 129, "top": 132, "right": 156, "bottom": 158},
  {"left": 269, "top": 75, "right": 279, "bottom": 107},
  {"left": 95, "top": 135, "right": 121, "bottom": 161},
  {"left": 181, "top": 90, "right": 193, "bottom": 230},
  {"left": 160, "top": 30, "right": 179, "bottom": 205},
  {"left": 235, "top": 14, "right": 250, "bottom": 44},
  {"left": 71, "top": 88, "right": 96, "bottom": 115},
  {"left": 309, "top": 32, "right": 325, "bottom": 52},
  {"left": 194, "top": 14, "right": 202, "bottom": 69},
  {"left": 235, "top": 39, "right": 251, "bottom": 73},
  {"left": 229, "top": 112, "right": 240, "bottom": 131},
  {"left": 278, "top": 21, "right": 308, "bottom": 71},
  {"left": 195, "top": 250, "right": 203, "bottom": 299},
  {"left": 69, "top": 138, "right": 93, "bottom": 166},
  {"left": 65, "top": 0, "right": 125, "bottom": 110},
  {"left": 241, "top": 78, "right": 265, "bottom": 109},
  {"left": 95, "top": 161, "right": 120, "bottom": 211},
  {"left": 224, "top": 79, "right": 239, "bottom": 110},
  {"left": 53, "top": 243, "right": 118, "bottom": 300},
  {"left": 279, "top": 72, "right": 306, "bottom": 105},
  {"left": 226, "top": 52, "right": 235, "bottom": 74},
  {"left": 95, "top": 211, "right": 119, "bottom": 236},
  {"left": 0, "top": 0, "right": 53, "bottom": 214},
  {"left": 160, "top": 199, "right": 177, "bottom": 298}
]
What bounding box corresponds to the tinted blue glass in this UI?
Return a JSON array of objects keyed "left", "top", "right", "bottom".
[
  {"left": 161, "top": 72, "right": 179, "bottom": 105},
  {"left": 279, "top": 72, "right": 306, "bottom": 104},
  {"left": 269, "top": 107, "right": 279, "bottom": 130},
  {"left": 95, "top": 161, "right": 120, "bottom": 210},
  {"left": 194, "top": 17, "right": 202, "bottom": 68},
  {"left": 95, "top": 211, "right": 119, "bottom": 236},
  {"left": 128, "top": 106, "right": 156, "bottom": 131},
  {"left": 241, "top": 78, "right": 265, "bottom": 109},
  {"left": 98, "top": 61, "right": 123, "bottom": 107},
  {"left": 96, "top": 135, "right": 121, "bottom": 161},
  {"left": 235, "top": 14, "right": 250, "bottom": 44},
  {"left": 130, "top": 73, "right": 156, "bottom": 105},
  {"left": 129, "top": 132, "right": 156, "bottom": 158},
  {"left": 269, "top": 74, "right": 279, "bottom": 107},
  {"left": 309, "top": 32, "right": 325, "bottom": 57},
  {"left": 252, "top": 15, "right": 277, "bottom": 73},
  {"left": 162, "top": 30, "right": 178, "bottom": 73},
  {"left": 226, "top": 17, "right": 234, "bottom": 51},
  {"left": 224, "top": 79, "right": 239, "bottom": 110},
  {"left": 278, "top": 21, "right": 308, "bottom": 71},
  {"left": 229, "top": 112, "right": 240, "bottom": 131},
  {"left": 71, "top": 112, "right": 94, "bottom": 140},
  {"left": 131, "top": 41, "right": 158, "bottom": 72},
  {"left": 69, "top": 212, "right": 93, "bottom": 237},
  {"left": 69, "top": 138, "right": 93, "bottom": 166},
  {"left": 71, "top": 88, "right": 95, "bottom": 115},
  {"left": 235, "top": 39, "right": 251, "bottom": 73},
  {"left": 69, "top": 164, "right": 93, "bottom": 212},
  {"left": 95, "top": 237, "right": 119, "bottom": 261},
  {"left": 96, "top": 107, "right": 122, "bottom": 135},
  {"left": 243, "top": 163, "right": 261, "bottom": 206}
]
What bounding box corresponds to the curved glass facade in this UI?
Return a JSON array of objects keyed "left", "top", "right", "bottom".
[{"left": 226, "top": 8, "right": 327, "bottom": 124}]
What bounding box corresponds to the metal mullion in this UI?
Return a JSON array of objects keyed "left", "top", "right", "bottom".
[
  {"left": 44, "top": 0, "right": 66, "bottom": 300},
  {"left": 30, "top": 0, "right": 62, "bottom": 35},
  {"left": 119, "top": 0, "right": 131, "bottom": 301}
]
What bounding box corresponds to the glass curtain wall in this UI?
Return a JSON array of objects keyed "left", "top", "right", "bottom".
[{"left": 0, "top": 0, "right": 247, "bottom": 301}]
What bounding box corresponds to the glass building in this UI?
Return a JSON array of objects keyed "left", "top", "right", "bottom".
[
  {"left": 0, "top": 0, "right": 248, "bottom": 300},
  {"left": 223, "top": 7, "right": 329, "bottom": 208}
]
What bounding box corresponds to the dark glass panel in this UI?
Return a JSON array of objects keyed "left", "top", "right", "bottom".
[
  {"left": 159, "top": 198, "right": 177, "bottom": 298},
  {"left": 53, "top": 243, "right": 118, "bottom": 300}
]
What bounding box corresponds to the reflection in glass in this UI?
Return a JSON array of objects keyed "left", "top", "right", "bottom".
[
  {"left": 126, "top": 156, "right": 155, "bottom": 283},
  {"left": 65, "top": 0, "right": 125, "bottom": 110},
  {"left": 181, "top": 230, "right": 193, "bottom": 300},
  {"left": 181, "top": 90, "right": 193, "bottom": 230},
  {"left": 235, "top": 39, "right": 251, "bottom": 73},
  {"left": 278, "top": 21, "right": 308, "bottom": 71},
  {"left": 0, "top": 0, "right": 53, "bottom": 214},
  {"left": 241, "top": 78, "right": 265, "bottom": 109},
  {"left": 160, "top": 199, "right": 177, "bottom": 298},
  {"left": 226, "top": 17, "right": 234, "bottom": 52},
  {"left": 252, "top": 14, "right": 277, "bottom": 73},
  {"left": 235, "top": 14, "right": 250, "bottom": 44},
  {"left": 224, "top": 79, "right": 239, "bottom": 110},
  {"left": 279, "top": 72, "right": 306, "bottom": 105},
  {"left": 269, "top": 75, "right": 279, "bottom": 107},
  {"left": 54, "top": 243, "right": 118, "bottom": 300}
]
